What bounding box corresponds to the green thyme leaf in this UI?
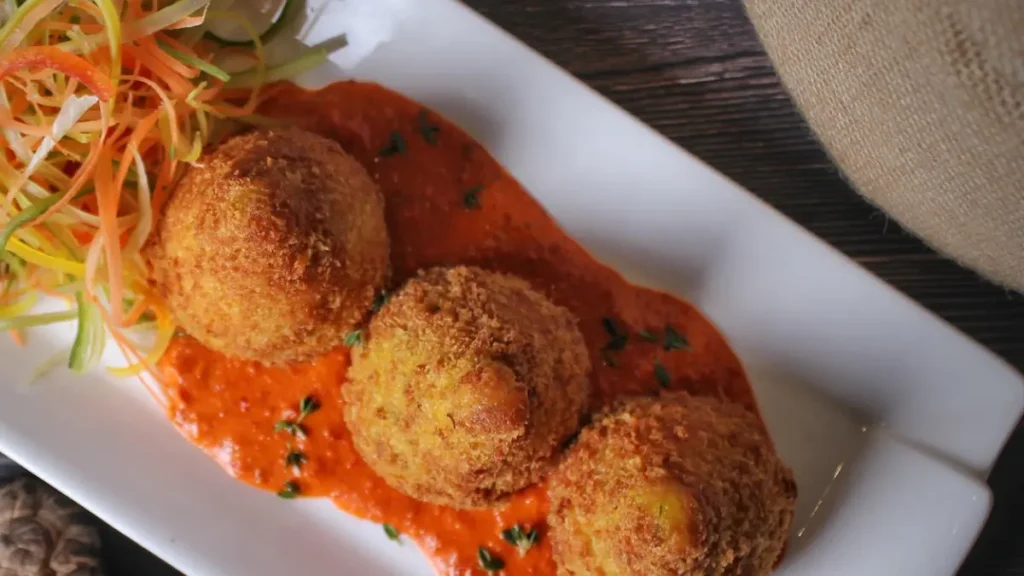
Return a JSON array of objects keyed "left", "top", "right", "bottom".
[
  {"left": 383, "top": 523, "right": 401, "bottom": 543},
  {"left": 638, "top": 329, "right": 658, "bottom": 343},
  {"left": 298, "top": 395, "right": 321, "bottom": 419},
  {"left": 277, "top": 480, "right": 300, "bottom": 499},
  {"left": 664, "top": 324, "right": 689, "bottom": 351},
  {"left": 344, "top": 330, "right": 363, "bottom": 347},
  {"left": 379, "top": 131, "right": 407, "bottom": 157},
  {"left": 463, "top": 185, "right": 485, "bottom": 210},
  {"left": 371, "top": 290, "right": 390, "bottom": 313},
  {"left": 416, "top": 109, "right": 440, "bottom": 145},
  {"left": 478, "top": 547, "right": 505, "bottom": 573},
  {"left": 501, "top": 525, "right": 539, "bottom": 556},
  {"left": 285, "top": 450, "right": 307, "bottom": 469},
  {"left": 274, "top": 420, "right": 306, "bottom": 439},
  {"left": 654, "top": 362, "right": 671, "bottom": 388},
  {"left": 601, "top": 317, "right": 628, "bottom": 351}
]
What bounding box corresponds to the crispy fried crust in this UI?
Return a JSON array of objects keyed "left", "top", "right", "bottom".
[
  {"left": 147, "top": 127, "right": 389, "bottom": 364},
  {"left": 344, "top": 266, "right": 592, "bottom": 508},
  {"left": 547, "top": 392, "right": 796, "bottom": 576}
]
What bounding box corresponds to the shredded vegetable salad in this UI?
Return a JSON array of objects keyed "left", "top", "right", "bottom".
[{"left": 0, "top": 0, "right": 334, "bottom": 384}]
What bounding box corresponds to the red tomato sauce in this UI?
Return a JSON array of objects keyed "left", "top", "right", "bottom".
[{"left": 159, "top": 81, "right": 759, "bottom": 575}]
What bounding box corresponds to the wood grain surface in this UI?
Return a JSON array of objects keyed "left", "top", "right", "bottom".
[{"left": 22, "top": 1, "right": 1024, "bottom": 574}]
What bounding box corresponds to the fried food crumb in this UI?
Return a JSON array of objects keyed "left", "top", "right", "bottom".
[
  {"left": 547, "top": 392, "right": 796, "bottom": 576},
  {"left": 344, "top": 266, "right": 591, "bottom": 508},
  {"left": 147, "top": 127, "right": 389, "bottom": 364}
]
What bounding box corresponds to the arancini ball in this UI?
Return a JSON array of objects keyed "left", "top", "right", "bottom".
[
  {"left": 547, "top": 392, "right": 796, "bottom": 576},
  {"left": 343, "top": 266, "right": 591, "bottom": 509},
  {"left": 147, "top": 127, "right": 389, "bottom": 364}
]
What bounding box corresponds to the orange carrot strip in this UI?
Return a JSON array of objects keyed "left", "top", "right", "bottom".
[
  {"left": 32, "top": 136, "right": 102, "bottom": 223},
  {"left": 137, "top": 36, "right": 198, "bottom": 80},
  {"left": 93, "top": 144, "right": 124, "bottom": 326},
  {"left": 150, "top": 157, "right": 178, "bottom": 217},
  {"left": 42, "top": 22, "right": 105, "bottom": 33},
  {"left": 122, "top": 45, "right": 193, "bottom": 97},
  {"left": 0, "top": 113, "right": 52, "bottom": 136},
  {"left": 121, "top": 74, "right": 181, "bottom": 157},
  {"left": 0, "top": 46, "right": 116, "bottom": 101},
  {"left": 114, "top": 109, "right": 160, "bottom": 194},
  {"left": 121, "top": 296, "right": 150, "bottom": 327}
]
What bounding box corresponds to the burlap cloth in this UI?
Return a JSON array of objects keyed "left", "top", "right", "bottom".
[{"left": 744, "top": 0, "right": 1024, "bottom": 290}]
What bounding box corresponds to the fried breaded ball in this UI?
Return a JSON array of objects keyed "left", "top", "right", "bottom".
[
  {"left": 344, "top": 266, "right": 591, "bottom": 508},
  {"left": 548, "top": 392, "right": 796, "bottom": 576},
  {"left": 147, "top": 127, "right": 389, "bottom": 364}
]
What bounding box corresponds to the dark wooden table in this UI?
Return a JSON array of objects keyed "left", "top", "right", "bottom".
[{"left": 37, "top": 1, "right": 1024, "bottom": 574}]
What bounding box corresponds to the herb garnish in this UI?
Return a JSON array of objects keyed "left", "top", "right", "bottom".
[
  {"left": 277, "top": 480, "right": 300, "bottom": 499},
  {"left": 285, "top": 449, "right": 307, "bottom": 470},
  {"left": 462, "top": 185, "right": 485, "bottom": 210},
  {"left": 299, "top": 395, "right": 321, "bottom": 416},
  {"left": 371, "top": 290, "right": 390, "bottom": 313},
  {"left": 416, "top": 109, "right": 440, "bottom": 145},
  {"left": 274, "top": 395, "right": 321, "bottom": 438},
  {"left": 654, "top": 362, "right": 671, "bottom": 388},
  {"left": 478, "top": 547, "right": 505, "bottom": 573},
  {"left": 601, "top": 317, "right": 628, "bottom": 351},
  {"left": 344, "top": 330, "right": 363, "bottom": 347},
  {"left": 638, "top": 329, "right": 658, "bottom": 343},
  {"left": 501, "top": 524, "right": 539, "bottom": 556},
  {"left": 383, "top": 523, "right": 402, "bottom": 543},
  {"left": 274, "top": 420, "right": 306, "bottom": 438},
  {"left": 379, "top": 131, "right": 407, "bottom": 157},
  {"left": 663, "top": 324, "right": 689, "bottom": 351}
]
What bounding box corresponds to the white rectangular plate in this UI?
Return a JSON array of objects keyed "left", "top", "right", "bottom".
[{"left": 1, "top": 1, "right": 1022, "bottom": 575}]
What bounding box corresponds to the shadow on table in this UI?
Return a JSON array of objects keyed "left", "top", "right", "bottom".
[{"left": 96, "top": 522, "right": 184, "bottom": 576}]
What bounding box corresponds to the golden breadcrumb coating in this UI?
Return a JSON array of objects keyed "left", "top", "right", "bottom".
[
  {"left": 344, "top": 266, "right": 591, "bottom": 509},
  {"left": 147, "top": 127, "right": 389, "bottom": 364},
  {"left": 547, "top": 392, "right": 796, "bottom": 576}
]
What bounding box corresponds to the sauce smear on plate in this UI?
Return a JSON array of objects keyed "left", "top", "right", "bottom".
[{"left": 160, "top": 81, "right": 758, "bottom": 575}]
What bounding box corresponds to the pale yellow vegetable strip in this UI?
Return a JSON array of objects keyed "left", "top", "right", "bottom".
[{"left": 5, "top": 237, "right": 86, "bottom": 277}]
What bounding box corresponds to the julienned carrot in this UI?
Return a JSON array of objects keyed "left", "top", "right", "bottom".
[
  {"left": 41, "top": 21, "right": 105, "bottom": 33},
  {"left": 0, "top": 46, "right": 115, "bottom": 101},
  {"left": 33, "top": 137, "right": 103, "bottom": 223},
  {"left": 115, "top": 109, "right": 160, "bottom": 193},
  {"left": 132, "top": 47, "right": 194, "bottom": 98},
  {"left": 1, "top": 0, "right": 337, "bottom": 376},
  {"left": 121, "top": 74, "right": 182, "bottom": 155},
  {"left": 92, "top": 145, "right": 124, "bottom": 327},
  {"left": 138, "top": 35, "right": 198, "bottom": 81},
  {"left": 122, "top": 295, "right": 150, "bottom": 327},
  {"left": 101, "top": 304, "right": 169, "bottom": 403},
  {"left": 150, "top": 155, "right": 176, "bottom": 217},
  {"left": 0, "top": 113, "right": 52, "bottom": 136}
]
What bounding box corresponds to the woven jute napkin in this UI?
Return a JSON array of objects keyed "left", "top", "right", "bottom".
[{"left": 744, "top": 0, "right": 1024, "bottom": 290}]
